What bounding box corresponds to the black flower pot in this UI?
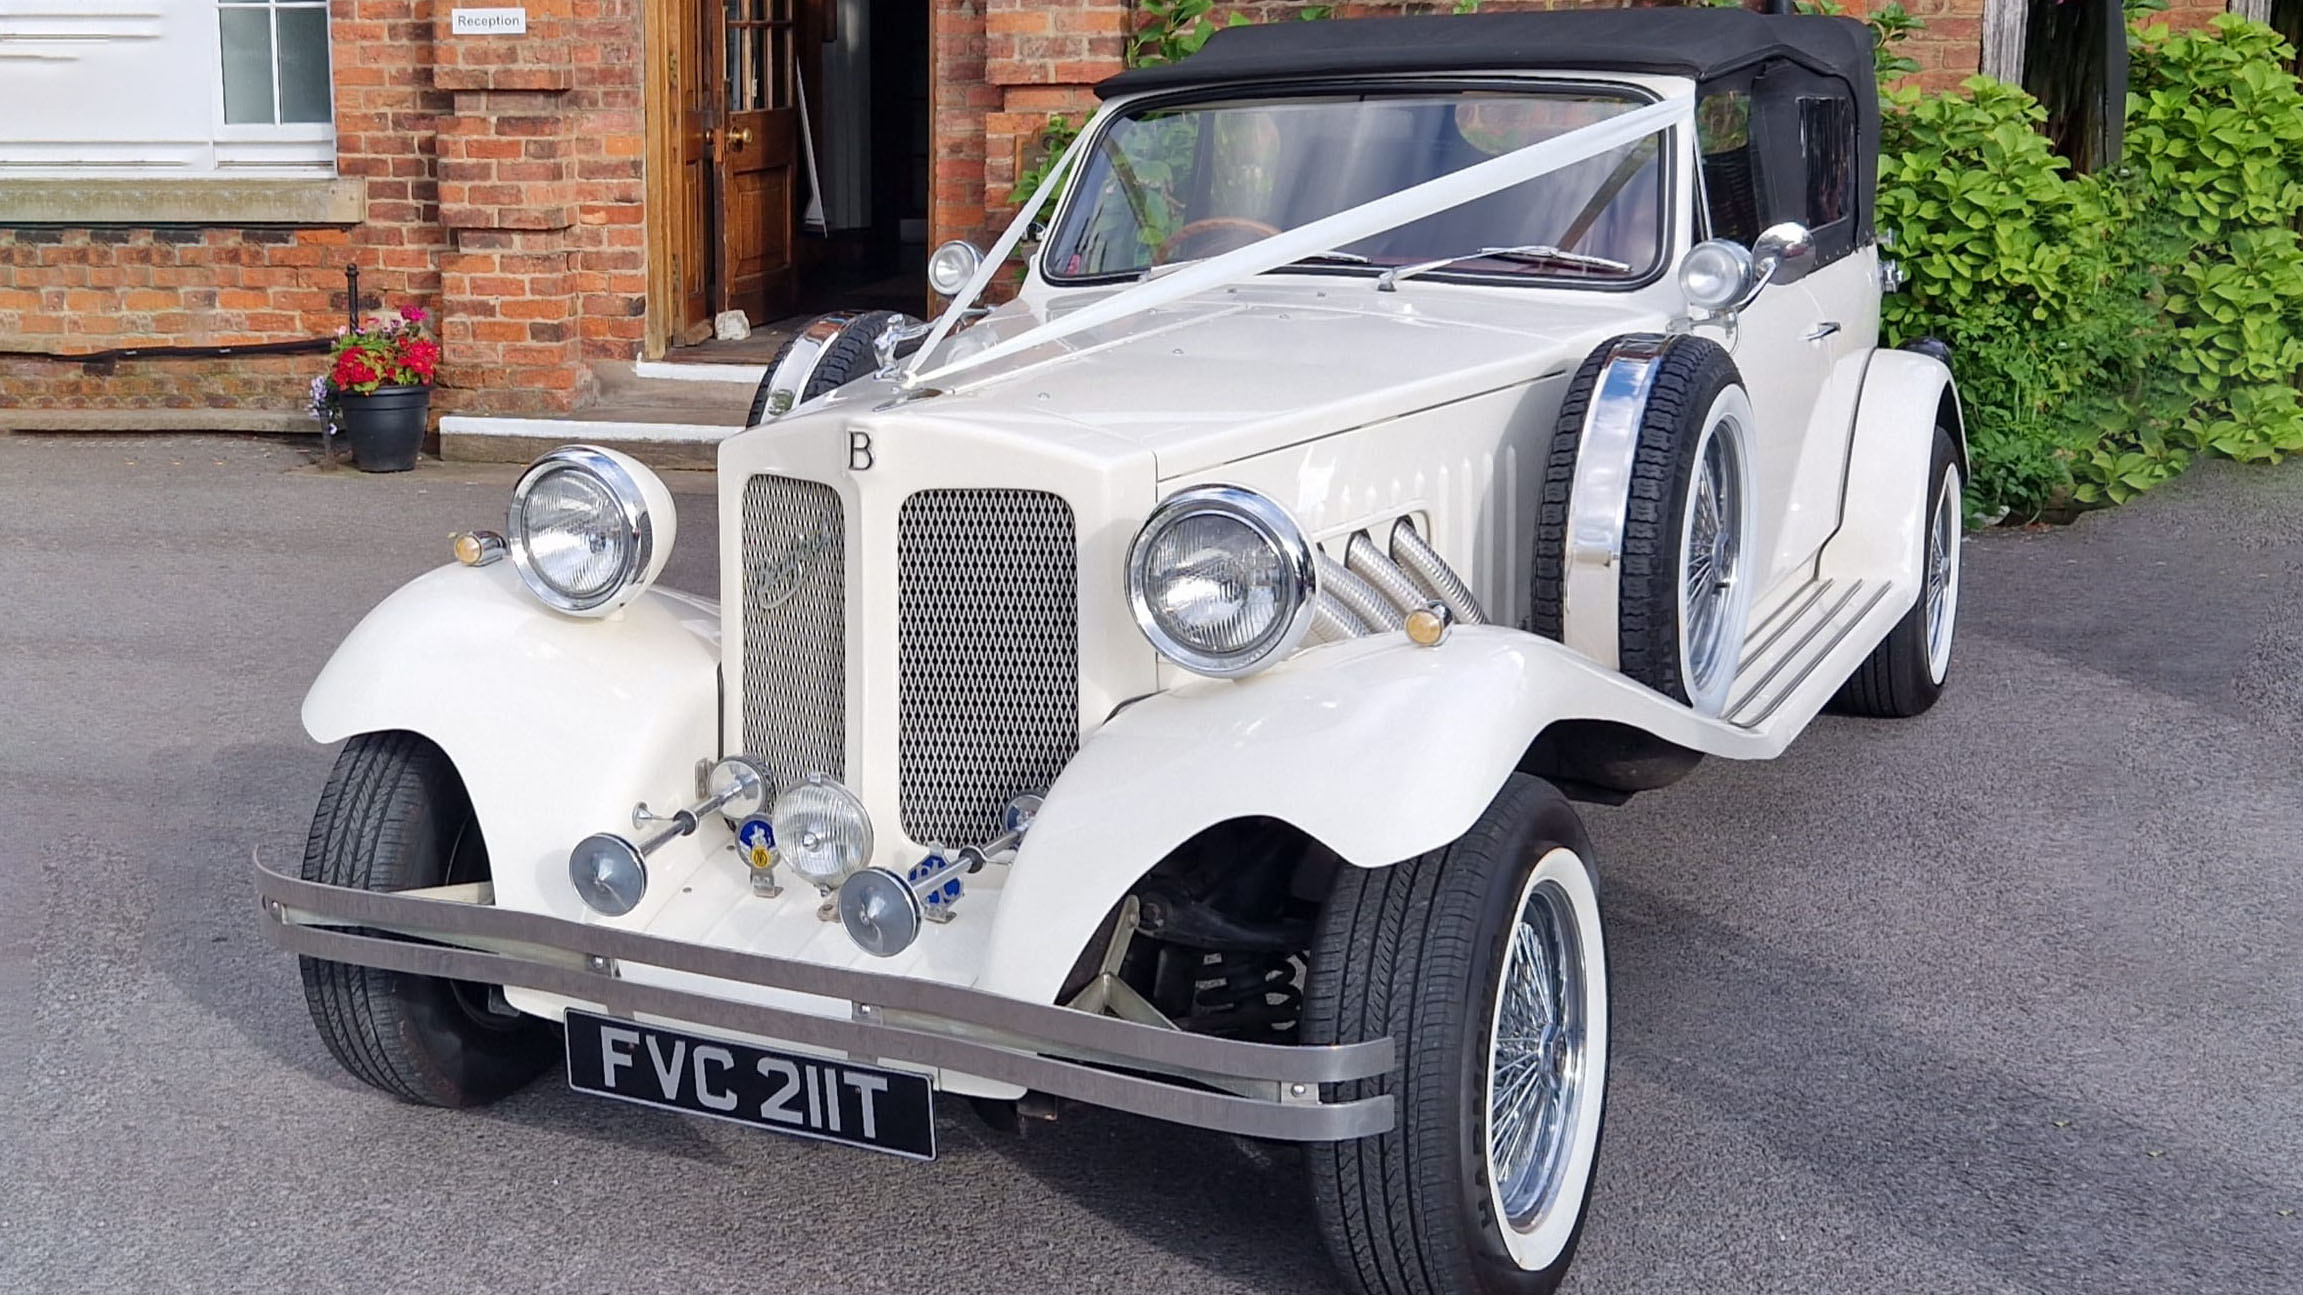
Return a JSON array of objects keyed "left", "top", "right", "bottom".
[{"left": 338, "top": 384, "right": 431, "bottom": 472}]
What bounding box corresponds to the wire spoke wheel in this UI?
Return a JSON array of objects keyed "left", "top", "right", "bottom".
[
  {"left": 1922, "top": 466, "right": 1961, "bottom": 684},
  {"left": 1677, "top": 410, "right": 1748, "bottom": 708},
  {"left": 1487, "top": 876, "right": 1588, "bottom": 1231},
  {"left": 1305, "top": 777, "right": 1608, "bottom": 1294}
]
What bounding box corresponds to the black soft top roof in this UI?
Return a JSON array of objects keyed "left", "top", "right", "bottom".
[{"left": 1096, "top": 8, "right": 1876, "bottom": 100}]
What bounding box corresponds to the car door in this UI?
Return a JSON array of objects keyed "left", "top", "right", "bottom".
[
  {"left": 1725, "top": 276, "right": 1833, "bottom": 598},
  {"left": 1701, "top": 65, "right": 1870, "bottom": 596}
]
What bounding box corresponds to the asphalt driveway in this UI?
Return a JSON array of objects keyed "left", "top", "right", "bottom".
[{"left": 2, "top": 433, "right": 2297, "bottom": 1294}]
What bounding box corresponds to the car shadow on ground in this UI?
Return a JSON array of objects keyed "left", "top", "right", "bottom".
[
  {"left": 161, "top": 739, "right": 743, "bottom": 1165},
  {"left": 161, "top": 748, "right": 2297, "bottom": 1295}
]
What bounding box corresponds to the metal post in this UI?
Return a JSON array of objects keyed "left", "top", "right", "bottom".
[{"left": 343, "top": 263, "right": 360, "bottom": 332}]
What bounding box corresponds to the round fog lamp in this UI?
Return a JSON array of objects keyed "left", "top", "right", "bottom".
[
  {"left": 837, "top": 867, "right": 923, "bottom": 958},
  {"left": 926, "top": 239, "right": 985, "bottom": 297},
  {"left": 1679, "top": 239, "right": 1755, "bottom": 313},
  {"left": 771, "top": 773, "right": 874, "bottom": 888},
  {"left": 569, "top": 833, "right": 648, "bottom": 916}
]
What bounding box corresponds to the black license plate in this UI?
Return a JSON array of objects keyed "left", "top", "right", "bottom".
[{"left": 564, "top": 1010, "right": 936, "bottom": 1160}]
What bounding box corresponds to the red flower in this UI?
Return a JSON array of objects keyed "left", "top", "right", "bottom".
[
  {"left": 332, "top": 351, "right": 377, "bottom": 388},
  {"left": 403, "top": 338, "right": 441, "bottom": 381}
]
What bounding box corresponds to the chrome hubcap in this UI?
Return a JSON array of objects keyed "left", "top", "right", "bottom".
[
  {"left": 1488, "top": 880, "right": 1586, "bottom": 1229},
  {"left": 1682, "top": 419, "right": 1745, "bottom": 700},
  {"left": 1923, "top": 468, "right": 1961, "bottom": 683}
]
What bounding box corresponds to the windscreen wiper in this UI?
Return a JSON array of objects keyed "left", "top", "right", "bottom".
[
  {"left": 1283, "top": 250, "right": 1372, "bottom": 267},
  {"left": 1375, "top": 244, "right": 1632, "bottom": 292}
]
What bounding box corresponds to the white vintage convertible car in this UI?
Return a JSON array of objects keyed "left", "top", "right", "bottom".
[{"left": 259, "top": 9, "right": 1964, "bottom": 1293}]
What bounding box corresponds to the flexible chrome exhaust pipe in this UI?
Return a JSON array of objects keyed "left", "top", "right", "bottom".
[
  {"left": 1346, "top": 531, "right": 1436, "bottom": 619},
  {"left": 1316, "top": 552, "right": 1405, "bottom": 631},
  {"left": 1306, "top": 592, "right": 1371, "bottom": 644},
  {"left": 1389, "top": 519, "right": 1485, "bottom": 625}
]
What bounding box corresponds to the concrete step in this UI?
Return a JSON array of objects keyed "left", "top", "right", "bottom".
[{"left": 439, "top": 361, "right": 755, "bottom": 469}]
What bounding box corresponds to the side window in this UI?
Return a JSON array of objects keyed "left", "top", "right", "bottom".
[
  {"left": 1798, "top": 94, "right": 1855, "bottom": 229},
  {"left": 1695, "top": 89, "right": 1762, "bottom": 246}
]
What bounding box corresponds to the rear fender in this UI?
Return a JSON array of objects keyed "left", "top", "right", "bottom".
[
  {"left": 975, "top": 626, "right": 1767, "bottom": 1004},
  {"left": 1822, "top": 348, "right": 1961, "bottom": 589},
  {"left": 301, "top": 562, "right": 722, "bottom": 920}
]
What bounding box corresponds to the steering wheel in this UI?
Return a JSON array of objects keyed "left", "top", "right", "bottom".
[{"left": 1157, "top": 217, "right": 1283, "bottom": 263}]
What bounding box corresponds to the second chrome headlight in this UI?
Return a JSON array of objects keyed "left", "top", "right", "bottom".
[
  {"left": 506, "top": 445, "right": 674, "bottom": 615},
  {"left": 1127, "top": 485, "right": 1316, "bottom": 678}
]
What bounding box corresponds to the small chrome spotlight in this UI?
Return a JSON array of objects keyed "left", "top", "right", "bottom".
[
  {"left": 704, "top": 755, "right": 772, "bottom": 822},
  {"left": 569, "top": 832, "right": 648, "bottom": 916},
  {"left": 926, "top": 239, "right": 984, "bottom": 297},
  {"left": 955, "top": 792, "right": 1047, "bottom": 871}
]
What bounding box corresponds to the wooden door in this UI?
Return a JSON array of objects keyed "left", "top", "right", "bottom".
[
  {"left": 716, "top": 0, "right": 800, "bottom": 321},
  {"left": 670, "top": 0, "right": 715, "bottom": 339}
]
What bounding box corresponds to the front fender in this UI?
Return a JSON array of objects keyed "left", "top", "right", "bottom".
[
  {"left": 975, "top": 626, "right": 1766, "bottom": 1004},
  {"left": 302, "top": 562, "right": 721, "bottom": 920}
]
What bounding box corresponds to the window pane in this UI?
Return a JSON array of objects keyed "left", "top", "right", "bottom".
[
  {"left": 772, "top": 25, "right": 792, "bottom": 108},
  {"left": 276, "top": 6, "right": 332, "bottom": 124},
  {"left": 1798, "top": 96, "right": 1854, "bottom": 226},
  {"left": 1696, "top": 90, "right": 1762, "bottom": 245},
  {"left": 219, "top": 6, "right": 275, "bottom": 125}
]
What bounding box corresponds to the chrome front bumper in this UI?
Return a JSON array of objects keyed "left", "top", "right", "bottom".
[{"left": 253, "top": 856, "right": 1393, "bottom": 1141}]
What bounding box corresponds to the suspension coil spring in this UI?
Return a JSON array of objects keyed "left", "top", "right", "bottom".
[{"left": 1190, "top": 949, "right": 1303, "bottom": 1039}]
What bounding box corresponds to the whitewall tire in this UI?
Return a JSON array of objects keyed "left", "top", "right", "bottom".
[{"left": 1304, "top": 774, "right": 1608, "bottom": 1295}]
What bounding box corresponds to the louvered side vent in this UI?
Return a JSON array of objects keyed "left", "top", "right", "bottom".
[
  {"left": 897, "top": 489, "right": 1080, "bottom": 847},
  {"left": 740, "top": 475, "right": 846, "bottom": 794}
]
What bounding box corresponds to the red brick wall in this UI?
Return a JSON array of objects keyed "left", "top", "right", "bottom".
[
  {"left": 2, "top": 0, "right": 2249, "bottom": 424},
  {"left": 968, "top": 0, "right": 1641, "bottom": 228},
  {"left": 0, "top": 0, "right": 646, "bottom": 423}
]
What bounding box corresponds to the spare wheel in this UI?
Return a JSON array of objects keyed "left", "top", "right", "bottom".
[{"left": 1533, "top": 334, "right": 1757, "bottom": 716}]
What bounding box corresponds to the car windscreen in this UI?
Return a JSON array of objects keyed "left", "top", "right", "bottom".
[{"left": 1042, "top": 87, "right": 1666, "bottom": 286}]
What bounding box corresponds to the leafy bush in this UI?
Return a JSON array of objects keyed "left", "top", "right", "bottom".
[{"left": 1879, "top": 15, "right": 2303, "bottom": 515}]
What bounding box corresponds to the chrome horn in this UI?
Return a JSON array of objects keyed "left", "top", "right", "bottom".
[
  {"left": 835, "top": 793, "right": 1043, "bottom": 957},
  {"left": 568, "top": 756, "right": 772, "bottom": 916}
]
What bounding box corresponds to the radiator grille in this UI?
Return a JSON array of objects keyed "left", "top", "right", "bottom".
[
  {"left": 740, "top": 475, "right": 846, "bottom": 792},
  {"left": 897, "top": 489, "right": 1080, "bottom": 846}
]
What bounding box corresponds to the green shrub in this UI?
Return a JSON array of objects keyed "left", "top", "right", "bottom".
[{"left": 1879, "top": 15, "right": 2303, "bottom": 515}]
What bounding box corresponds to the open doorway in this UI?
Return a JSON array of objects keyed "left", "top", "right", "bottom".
[{"left": 647, "top": 0, "right": 931, "bottom": 362}]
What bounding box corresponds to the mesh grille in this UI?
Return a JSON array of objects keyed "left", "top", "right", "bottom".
[
  {"left": 898, "top": 489, "right": 1080, "bottom": 846},
  {"left": 740, "top": 475, "right": 846, "bottom": 791}
]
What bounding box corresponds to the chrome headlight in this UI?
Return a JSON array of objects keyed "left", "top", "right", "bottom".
[
  {"left": 506, "top": 445, "right": 675, "bottom": 616},
  {"left": 1127, "top": 485, "right": 1316, "bottom": 678}
]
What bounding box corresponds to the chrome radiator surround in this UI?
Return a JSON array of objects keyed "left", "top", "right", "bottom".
[
  {"left": 739, "top": 474, "right": 847, "bottom": 793},
  {"left": 896, "top": 488, "right": 1081, "bottom": 846}
]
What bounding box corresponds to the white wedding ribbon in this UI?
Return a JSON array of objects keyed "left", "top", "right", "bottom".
[
  {"left": 902, "top": 105, "right": 1115, "bottom": 382},
  {"left": 904, "top": 92, "right": 1690, "bottom": 389}
]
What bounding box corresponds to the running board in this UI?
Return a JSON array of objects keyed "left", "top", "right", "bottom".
[{"left": 1724, "top": 578, "right": 1893, "bottom": 728}]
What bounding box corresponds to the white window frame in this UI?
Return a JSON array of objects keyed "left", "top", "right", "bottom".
[{"left": 210, "top": 0, "right": 337, "bottom": 172}]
